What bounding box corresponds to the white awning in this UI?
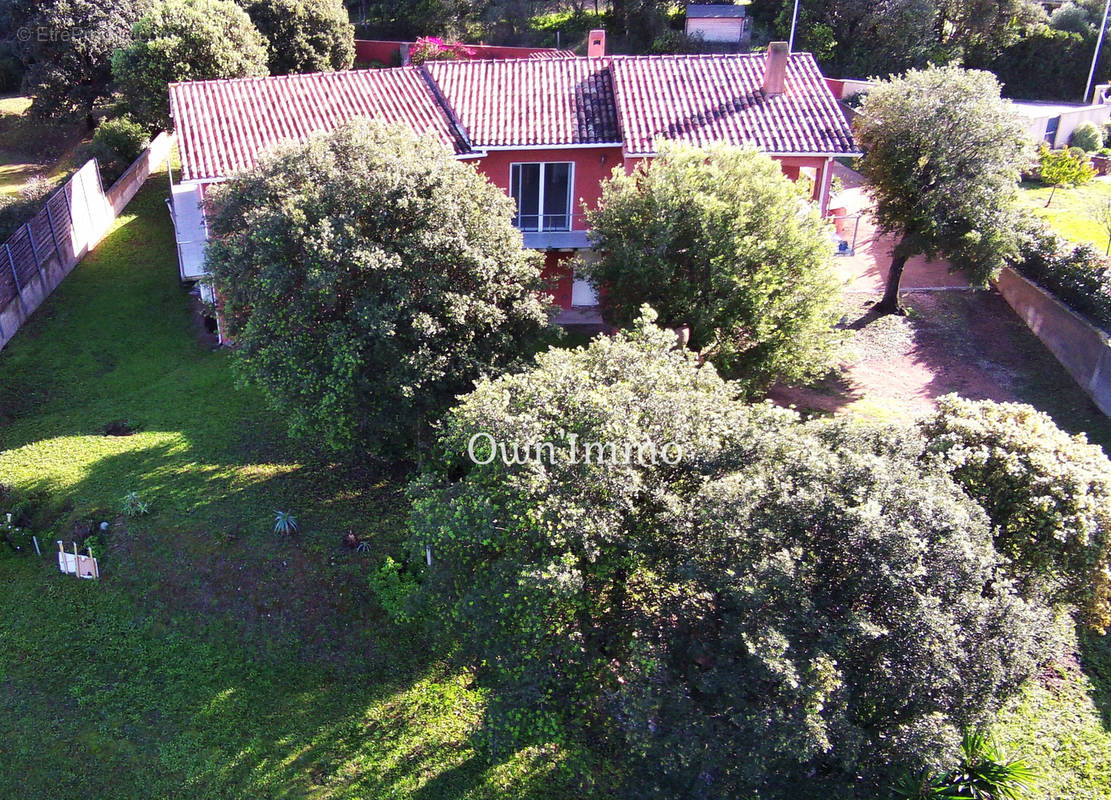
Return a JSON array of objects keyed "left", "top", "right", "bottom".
[{"left": 168, "top": 183, "right": 208, "bottom": 281}]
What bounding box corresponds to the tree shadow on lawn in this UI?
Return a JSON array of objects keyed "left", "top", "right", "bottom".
[{"left": 1, "top": 440, "right": 581, "bottom": 799}]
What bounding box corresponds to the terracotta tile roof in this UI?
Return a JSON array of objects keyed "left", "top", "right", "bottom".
[
  {"left": 609, "top": 53, "right": 856, "bottom": 156},
  {"left": 423, "top": 59, "right": 621, "bottom": 147},
  {"left": 528, "top": 50, "right": 577, "bottom": 59},
  {"left": 170, "top": 53, "right": 856, "bottom": 183},
  {"left": 169, "top": 68, "right": 469, "bottom": 182}
]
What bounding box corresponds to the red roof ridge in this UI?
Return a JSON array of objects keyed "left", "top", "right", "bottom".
[{"left": 170, "top": 51, "right": 856, "bottom": 182}]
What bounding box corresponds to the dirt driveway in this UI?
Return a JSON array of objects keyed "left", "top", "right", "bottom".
[
  {"left": 828, "top": 162, "right": 968, "bottom": 293},
  {"left": 770, "top": 292, "right": 1111, "bottom": 451}
]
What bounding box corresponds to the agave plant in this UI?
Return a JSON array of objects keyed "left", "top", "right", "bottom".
[
  {"left": 273, "top": 510, "right": 298, "bottom": 536},
  {"left": 892, "top": 730, "right": 1036, "bottom": 800},
  {"left": 945, "top": 729, "right": 1036, "bottom": 800},
  {"left": 893, "top": 770, "right": 952, "bottom": 800},
  {"left": 120, "top": 491, "right": 151, "bottom": 517}
]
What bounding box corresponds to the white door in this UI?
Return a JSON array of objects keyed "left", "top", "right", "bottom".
[{"left": 571, "top": 273, "right": 598, "bottom": 307}]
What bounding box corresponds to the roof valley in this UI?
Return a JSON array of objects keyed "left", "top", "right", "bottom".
[{"left": 170, "top": 53, "right": 857, "bottom": 183}]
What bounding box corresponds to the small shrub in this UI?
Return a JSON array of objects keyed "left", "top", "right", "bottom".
[
  {"left": 648, "top": 30, "right": 703, "bottom": 54},
  {"left": 1104, "top": 121, "right": 1111, "bottom": 148},
  {"left": 89, "top": 116, "right": 150, "bottom": 186},
  {"left": 1070, "top": 121, "right": 1103, "bottom": 152},
  {"left": 120, "top": 491, "right": 151, "bottom": 517},
  {"left": 923, "top": 395, "right": 1111, "bottom": 631},
  {"left": 893, "top": 729, "right": 1036, "bottom": 799},
  {"left": 0, "top": 512, "right": 36, "bottom": 559},
  {"left": 273, "top": 510, "right": 298, "bottom": 535},
  {"left": 367, "top": 556, "right": 418, "bottom": 623},
  {"left": 1011, "top": 215, "right": 1111, "bottom": 331}
]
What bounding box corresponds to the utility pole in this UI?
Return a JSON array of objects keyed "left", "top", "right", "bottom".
[
  {"left": 788, "top": 0, "right": 801, "bottom": 52},
  {"left": 1085, "top": 0, "right": 1111, "bottom": 103}
]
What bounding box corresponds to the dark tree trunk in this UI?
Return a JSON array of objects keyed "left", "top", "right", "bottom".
[{"left": 874, "top": 249, "right": 909, "bottom": 316}]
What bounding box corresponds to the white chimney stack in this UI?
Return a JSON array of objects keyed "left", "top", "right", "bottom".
[{"left": 763, "top": 41, "right": 789, "bottom": 96}]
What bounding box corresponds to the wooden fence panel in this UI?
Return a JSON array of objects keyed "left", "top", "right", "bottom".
[
  {"left": 46, "top": 190, "right": 75, "bottom": 265},
  {"left": 0, "top": 134, "right": 173, "bottom": 350},
  {"left": 29, "top": 207, "right": 58, "bottom": 268},
  {"left": 7, "top": 226, "right": 37, "bottom": 287}
]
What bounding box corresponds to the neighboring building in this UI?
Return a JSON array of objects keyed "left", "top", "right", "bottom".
[
  {"left": 685, "top": 4, "right": 751, "bottom": 48},
  {"left": 1012, "top": 90, "right": 1111, "bottom": 148},
  {"left": 168, "top": 36, "right": 857, "bottom": 333},
  {"left": 825, "top": 77, "right": 1111, "bottom": 150}
]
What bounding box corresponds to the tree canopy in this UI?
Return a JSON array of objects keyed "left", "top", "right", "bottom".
[
  {"left": 922, "top": 395, "right": 1111, "bottom": 631},
  {"left": 854, "top": 66, "right": 1031, "bottom": 313},
  {"left": 204, "top": 119, "right": 552, "bottom": 459},
  {"left": 111, "top": 0, "right": 268, "bottom": 130},
  {"left": 8, "top": 0, "right": 150, "bottom": 118},
  {"left": 584, "top": 142, "right": 841, "bottom": 393},
  {"left": 239, "top": 0, "right": 354, "bottom": 75},
  {"left": 406, "top": 309, "right": 1047, "bottom": 798},
  {"left": 1038, "top": 144, "right": 1096, "bottom": 207}
]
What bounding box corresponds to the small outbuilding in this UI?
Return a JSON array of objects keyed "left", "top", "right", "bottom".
[{"left": 685, "top": 4, "right": 751, "bottom": 48}]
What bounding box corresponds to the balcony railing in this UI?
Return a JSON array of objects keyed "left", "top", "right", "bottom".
[{"left": 516, "top": 213, "right": 591, "bottom": 251}]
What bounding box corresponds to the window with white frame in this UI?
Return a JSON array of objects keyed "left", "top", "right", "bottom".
[{"left": 510, "top": 162, "right": 573, "bottom": 232}]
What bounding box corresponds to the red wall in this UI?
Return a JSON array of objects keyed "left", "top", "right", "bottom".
[
  {"left": 473, "top": 146, "right": 625, "bottom": 228},
  {"left": 354, "top": 39, "right": 569, "bottom": 66},
  {"left": 469, "top": 149, "right": 831, "bottom": 311},
  {"left": 541, "top": 251, "right": 573, "bottom": 308}
]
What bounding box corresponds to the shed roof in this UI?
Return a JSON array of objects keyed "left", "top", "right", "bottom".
[{"left": 686, "top": 4, "right": 748, "bottom": 18}]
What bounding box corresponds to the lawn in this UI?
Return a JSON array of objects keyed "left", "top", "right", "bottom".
[
  {"left": 0, "top": 168, "right": 592, "bottom": 799},
  {"left": 1018, "top": 178, "right": 1111, "bottom": 252},
  {"left": 0, "top": 95, "right": 89, "bottom": 198},
  {"left": 2, "top": 164, "right": 1111, "bottom": 799}
]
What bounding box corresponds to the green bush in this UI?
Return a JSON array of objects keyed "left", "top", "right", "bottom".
[
  {"left": 1103, "top": 121, "right": 1111, "bottom": 149},
  {"left": 408, "top": 309, "right": 1046, "bottom": 798},
  {"left": 1011, "top": 216, "right": 1111, "bottom": 331},
  {"left": 979, "top": 28, "right": 1094, "bottom": 101},
  {"left": 922, "top": 395, "right": 1111, "bottom": 631},
  {"left": 240, "top": 0, "right": 354, "bottom": 75},
  {"left": 205, "top": 118, "right": 552, "bottom": 459},
  {"left": 111, "top": 0, "right": 269, "bottom": 130},
  {"left": 585, "top": 141, "right": 841, "bottom": 392},
  {"left": 1071, "top": 122, "right": 1103, "bottom": 152},
  {"left": 368, "top": 556, "right": 419, "bottom": 623},
  {"left": 89, "top": 116, "right": 150, "bottom": 186}
]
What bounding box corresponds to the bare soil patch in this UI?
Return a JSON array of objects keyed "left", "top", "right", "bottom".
[{"left": 772, "top": 291, "right": 1111, "bottom": 451}]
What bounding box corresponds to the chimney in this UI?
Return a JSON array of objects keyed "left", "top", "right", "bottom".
[
  {"left": 763, "top": 41, "right": 789, "bottom": 96},
  {"left": 588, "top": 29, "right": 606, "bottom": 58}
]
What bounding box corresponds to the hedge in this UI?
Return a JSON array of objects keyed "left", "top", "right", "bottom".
[{"left": 1012, "top": 219, "right": 1111, "bottom": 333}]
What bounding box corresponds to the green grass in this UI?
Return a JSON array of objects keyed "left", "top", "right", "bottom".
[
  {"left": 993, "top": 618, "right": 1111, "bottom": 800},
  {"left": 1018, "top": 178, "right": 1111, "bottom": 252},
  {"left": 0, "top": 169, "right": 589, "bottom": 799},
  {"left": 0, "top": 95, "right": 88, "bottom": 197},
  {"left": 2, "top": 164, "right": 1110, "bottom": 798}
]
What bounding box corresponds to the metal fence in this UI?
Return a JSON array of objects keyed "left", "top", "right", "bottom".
[
  {"left": 0, "top": 160, "right": 111, "bottom": 348},
  {"left": 0, "top": 133, "right": 174, "bottom": 351}
]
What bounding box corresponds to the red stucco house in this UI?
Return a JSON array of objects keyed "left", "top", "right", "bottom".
[{"left": 167, "top": 35, "right": 857, "bottom": 333}]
